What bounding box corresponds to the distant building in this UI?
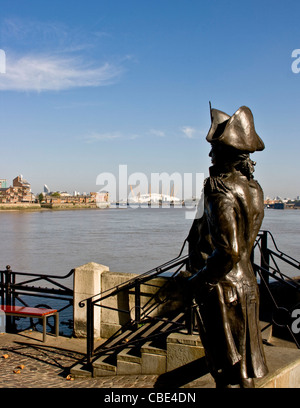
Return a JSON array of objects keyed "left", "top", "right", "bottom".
[
  {"left": 0, "top": 175, "right": 34, "bottom": 203},
  {"left": 43, "top": 191, "right": 99, "bottom": 205},
  {"left": 44, "top": 184, "right": 50, "bottom": 194},
  {"left": 95, "top": 191, "right": 110, "bottom": 208},
  {"left": 0, "top": 179, "right": 7, "bottom": 188}
]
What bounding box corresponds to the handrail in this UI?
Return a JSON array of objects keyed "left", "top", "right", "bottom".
[
  {"left": 0, "top": 265, "right": 75, "bottom": 280},
  {"left": 82, "top": 230, "right": 300, "bottom": 365},
  {"left": 255, "top": 231, "right": 300, "bottom": 288},
  {"left": 79, "top": 240, "right": 189, "bottom": 307},
  {"left": 0, "top": 266, "right": 74, "bottom": 335},
  {"left": 258, "top": 230, "right": 300, "bottom": 270},
  {"left": 253, "top": 262, "right": 300, "bottom": 348}
]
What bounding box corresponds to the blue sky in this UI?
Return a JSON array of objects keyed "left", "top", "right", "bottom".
[{"left": 0, "top": 0, "right": 300, "bottom": 198}]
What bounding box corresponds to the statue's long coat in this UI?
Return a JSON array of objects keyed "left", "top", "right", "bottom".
[{"left": 188, "top": 165, "right": 268, "bottom": 380}]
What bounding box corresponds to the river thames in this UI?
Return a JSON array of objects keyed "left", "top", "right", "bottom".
[{"left": 0, "top": 207, "right": 299, "bottom": 279}]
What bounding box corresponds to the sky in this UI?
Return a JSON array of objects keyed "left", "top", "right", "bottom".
[{"left": 0, "top": 0, "right": 300, "bottom": 199}]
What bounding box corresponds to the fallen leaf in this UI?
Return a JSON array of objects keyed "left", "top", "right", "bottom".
[
  {"left": 66, "top": 374, "right": 74, "bottom": 381},
  {"left": 2, "top": 354, "right": 9, "bottom": 359},
  {"left": 17, "top": 364, "right": 25, "bottom": 370},
  {"left": 13, "top": 369, "right": 21, "bottom": 374}
]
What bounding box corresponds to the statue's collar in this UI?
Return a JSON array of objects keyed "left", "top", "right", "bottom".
[{"left": 209, "top": 164, "right": 238, "bottom": 177}]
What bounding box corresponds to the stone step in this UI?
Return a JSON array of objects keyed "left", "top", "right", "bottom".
[
  {"left": 179, "top": 345, "right": 300, "bottom": 388},
  {"left": 70, "top": 363, "right": 93, "bottom": 378},
  {"left": 92, "top": 315, "right": 184, "bottom": 377},
  {"left": 70, "top": 350, "right": 118, "bottom": 378},
  {"left": 141, "top": 340, "right": 167, "bottom": 374},
  {"left": 115, "top": 319, "right": 171, "bottom": 375},
  {"left": 107, "top": 322, "right": 152, "bottom": 347},
  {"left": 91, "top": 319, "right": 170, "bottom": 376},
  {"left": 72, "top": 313, "right": 194, "bottom": 378},
  {"left": 93, "top": 351, "right": 117, "bottom": 377},
  {"left": 166, "top": 331, "right": 205, "bottom": 372},
  {"left": 256, "top": 345, "right": 300, "bottom": 388},
  {"left": 117, "top": 329, "right": 204, "bottom": 377},
  {"left": 117, "top": 347, "right": 142, "bottom": 375},
  {"left": 101, "top": 328, "right": 133, "bottom": 349}
]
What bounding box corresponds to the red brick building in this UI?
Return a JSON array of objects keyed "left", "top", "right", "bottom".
[
  {"left": 0, "top": 175, "right": 34, "bottom": 203},
  {"left": 44, "top": 193, "right": 97, "bottom": 205}
]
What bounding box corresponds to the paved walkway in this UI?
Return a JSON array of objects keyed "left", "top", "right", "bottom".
[
  {"left": 2, "top": 329, "right": 300, "bottom": 389},
  {"left": 0, "top": 331, "right": 156, "bottom": 388},
  {"left": 0, "top": 330, "right": 215, "bottom": 388}
]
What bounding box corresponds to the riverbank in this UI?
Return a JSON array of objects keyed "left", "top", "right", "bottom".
[
  {"left": 1, "top": 202, "right": 300, "bottom": 212},
  {"left": 0, "top": 203, "right": 101, "bottom": 212}
]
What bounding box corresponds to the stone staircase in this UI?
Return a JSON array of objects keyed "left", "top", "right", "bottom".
[
  {"left": 71, "top": 312, "right": 207, "bottom": 377},
  {"left": 71, "top": 318, "right": 300, "bottom": 388}
]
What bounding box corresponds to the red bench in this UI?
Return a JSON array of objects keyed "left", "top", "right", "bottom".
[{"left": 0, "top": 306, "right": 59, "bottom": 342}]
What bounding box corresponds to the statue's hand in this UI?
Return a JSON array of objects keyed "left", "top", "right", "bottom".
[
  {"left": 175, "top": 270, "right": 194, "bottom": 299},
  {"left": 188, "top": 267, "right": 217, "bottom": 299},
  {"left": 177, "top": 270, "right": 193, "bottom": 280}
]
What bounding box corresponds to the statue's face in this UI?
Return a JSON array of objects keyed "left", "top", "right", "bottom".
[
  {"left": 209, "top": 145, "right": 222, "bottom": 165},
  {"left": 209, "top": 147, "right": 216, "bottom": 165},
  {"left": 209, "top": 143, "right": 239, "bottom": 166}
]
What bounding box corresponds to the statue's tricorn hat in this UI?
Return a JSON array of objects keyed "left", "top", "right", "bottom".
[{"left": 206, "top": 103, "right": 265, "bottom": 153}]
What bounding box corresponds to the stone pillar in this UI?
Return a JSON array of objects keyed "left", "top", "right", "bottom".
[
  {"left": 0, "top": 310, "right": 5, "bottom": 333},
  {"left": 73, "top": 262, "right": 109, "bottom": 338}
]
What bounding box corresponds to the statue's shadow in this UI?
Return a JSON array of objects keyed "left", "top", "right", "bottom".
[{"left": 154, "top": 357, "right": 209, "bottom": 388}]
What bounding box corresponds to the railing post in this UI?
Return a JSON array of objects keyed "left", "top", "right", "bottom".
[
  {"left": 259, "top": 231, "right": 271, "bottom": 306},
  {"left": 135, "top": 280, "right": 141, "bottom": 326},
  {"left": 260, "top": 231, "right": 270, "bottom": 285},
  {"left": 5, "top": 265, "right": 12, "bottom": 305},
  {"left": 186, "top": 299, "right": 194, "bottom": 335},
  {"left": 5, "top": 265, "right": 13, "bottom": 331},
  {"left": 86, "top": 298, "right": 94, "bottom": 366},
  {"left": 0, "top": 269, "right": 4, "bottom": 306}
]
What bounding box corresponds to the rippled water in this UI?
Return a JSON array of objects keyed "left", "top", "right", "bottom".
[
  {"left": 0, "top": 207, "right": 299, "bottom": 277},
  {"left": 1, "top": 207, "right": 299, "bottom": 335},
  {"left": 0, "top": 207, "right": 191, "bottom": 276}
]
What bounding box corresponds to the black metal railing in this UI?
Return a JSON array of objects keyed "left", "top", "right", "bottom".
[
  {"left": 254, "top": 230, "right": 300, "bottom": 283},
  {"left": 79, "top": 240, "right": 190, "bottom": 365},
  {"left": 0, "top": 265, "right": 74, "bottom": 335},
  {"left": 253, "top": 230, "right": 300, "bottom": 348},
  {"left": 1, "top": 229, "right": 299, "bottom": 366},
  {"left": 80, "top": 230, "right": 300, "bottom": 367}
]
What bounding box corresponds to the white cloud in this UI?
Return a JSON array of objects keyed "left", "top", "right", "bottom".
[
  {"left": 149, "top": 129, "right": 166, "bottom": 137},
  {"left": 83, "top": 131, "right": 141, "bottom": 143},
  {"left": 180, "top": 126, "right": 205, "bottom": 139},
  {"left": 181, "top": 126, "right": 197, "bottom": 139},
  {"left": 0, "top": 53, "right": 123, "bottom": 92},
  {"left": 83, "top": 132, "right": 122, "bottom": 143},
  {"left": 129, "top": 134, "right": 140, "bottom": 140}
]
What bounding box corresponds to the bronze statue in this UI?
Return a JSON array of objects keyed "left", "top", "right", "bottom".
[{"left": 187, "top": 104, "right": 268, "bottom": 388}]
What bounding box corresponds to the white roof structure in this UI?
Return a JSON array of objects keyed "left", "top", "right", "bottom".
[{"left": 128, "top": 193, "right": 181, "bottom": 204}]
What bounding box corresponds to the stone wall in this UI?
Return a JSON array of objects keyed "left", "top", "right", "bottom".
[{"left": 73, "top": 262, "right": 184, "bottom": 339}]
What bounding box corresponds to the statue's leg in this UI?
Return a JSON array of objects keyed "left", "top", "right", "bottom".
[{"left": 240, "top": 378, "right": 254, "bottom": 388}]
